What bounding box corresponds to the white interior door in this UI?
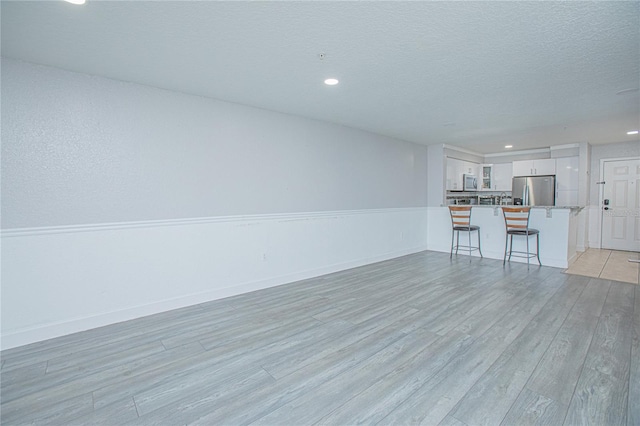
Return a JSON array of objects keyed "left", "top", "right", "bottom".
[{"left": 601, "top": 158, "right": 640, "bottom": 252}]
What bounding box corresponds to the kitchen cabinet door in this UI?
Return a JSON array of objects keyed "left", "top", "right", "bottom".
[
  {"left": 512, "top": 160, "right": 534, "bottom": 176},
  {"left": 493, "top": 163, "right": 513, "bottom": 191},
  {"left": 480, "top": 164, "right": 493, "bottom": 191},
  {"left": 534, "top": 158, "right": 556, "bottom": 175},
  {"left": 462, "top": 161, "right": 478, "bottom": 175},
  {"left": 555, "top": 156, "right": 579, "bottom": 191},
  {"left": 446, "top": 158, "right": 479, "bottom": 190},
  {"left": 513, "top": 159, "right": 556, "bottom": 176},
  {"left": 446, "top": 158, "right": 464, "bottom": 190}
]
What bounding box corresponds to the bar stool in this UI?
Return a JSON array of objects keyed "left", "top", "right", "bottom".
[
  {"left": 448, "top": 206, "right": 483, "bottom": 261},
  {"left": 501, "top": 206, "right": 541, "bottom": 268}
]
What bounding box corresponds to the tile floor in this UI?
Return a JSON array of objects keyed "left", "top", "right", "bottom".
[{"left": 565, "top": 248, "right": 639, "bottom": 284}]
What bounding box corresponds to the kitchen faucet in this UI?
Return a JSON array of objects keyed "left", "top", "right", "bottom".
[{"left": 500, "top": 192, "right": 508, "bottom": 205}]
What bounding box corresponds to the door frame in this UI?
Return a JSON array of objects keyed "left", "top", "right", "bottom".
[{"left": 598, "top": 156, "right": 640, "bottom": 250}]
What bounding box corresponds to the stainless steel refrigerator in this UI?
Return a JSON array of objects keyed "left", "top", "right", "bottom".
[{"left": 512, "top": 175, "right": 556, "bottom": 206}]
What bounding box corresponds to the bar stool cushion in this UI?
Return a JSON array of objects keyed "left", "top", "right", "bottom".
[
  {"left": 506, "top": 228, "right": 539, "bottom": 235},
  {"left": 453, "top": 225, "right": 480, "bottom": 231}
]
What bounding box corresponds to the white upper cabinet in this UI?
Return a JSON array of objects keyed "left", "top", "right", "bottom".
[
  {"left": 492, "top": 163, "right": 513, "bottom": 191},
  {"left": 446, "top": 158, "right": 462, "bottom": 190},
  {"left": 534, "top": 158, "right": 556, "bottom": 175},
  {"left": 512, "top": 158, "right": 556, "bottom": 176},
  {"left": 555, "top": 156, "right": 579, "bottom": 206},
  {"left": 480, "top": 164, "right": 493, "bottom": 191},
  {"left": 512, "top": 160, "right": 532, "bottom": 176},
  {"left": 446, "top": 158, "right": 480, "bottom": 190},
  {"left": 462, "top": 161, "right": 478, "bottom": 175},
  {"left": 555, "top": 156, "right": 579, "bottom": 191}
]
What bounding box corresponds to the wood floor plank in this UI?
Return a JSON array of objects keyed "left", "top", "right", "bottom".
[
  {"left": 261, "top": 306, "right": 420, "bottom": 380},
  {"left": 0, "top": 360, "right": 48, "bottom": 387},
  {"left": 92, "top": 341, "right": 207, "bottom": 410},
  {"left": 452, "top": 267, "right": 559, "bottom": 338},
  {"left": 524, "top": 281, "right": 606, "bottom": 406},
  {"left": 0, "top": 341, "right": 198, "bottom": 420},
  {"left": 564, "top": 281, "right": 634, "bottom": 426},
  {"left": 564, "top": 366, "right": 629, "bottom": 426},
  {"left": 0, "top": 391, "right": 94, "bottom": 425},
  {"left": 250, "top": 328, "right": 442, "bottom": 425},
  {"left": 0, "top": 303, "right": 212, "bottom": 368},
  {"left": 133, "top": 367, "right": 276, "bottom": 424},
  {"left": 185, "top": 324, "right": 409, "bottom": 425},
  {"left": 500, "top": 387, "right": 567, "bottom": 426},
  {"left": 439, "top": 414, "right": 469, "bottom": 426},
  {"left": 449, "top": 274, "right": 595, "bottom": 426},
  {"left": 376, "top": 273, "right": 568, "bottom": 426},
  {"left": 133, "top": 319, "right": 349, "bottom": 416},
  {"left": 581, "top": 282, "right": 634, "bottom": 381},
  {"left": 1, "top": 341, "right": 167, "bottom": 404},
  {"left": 72, "top": 396, "right": 140, "bottom": 425},
  {"left": 313, "top": 330, "right": 474, "bottom": 425}
]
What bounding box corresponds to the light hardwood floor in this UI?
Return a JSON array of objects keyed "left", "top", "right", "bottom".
[{"left": 1, "top": 251, "right": 638, "bottom": 425}]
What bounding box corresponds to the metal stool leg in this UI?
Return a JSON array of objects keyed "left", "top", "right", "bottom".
[
  {"left": 477, "top": 230, "right": 483, "bottom": 258},
  {"left": 536, "top": 233, "right": 542, "bottom": 266},
  {"left": 508, "top": 235, "right": 514, "bottom": 261},
  {"left": 455, "top": 231, "right": 460, "bottom": 255},
  {"left": 503, "top": 233, "right": 509, "bottom": 265},
  {"left": 468, "top": 229, "right": 472, "bottom": 262},
  {"left": 526, "top": 232, "right": 530, "bottom": 269},
  {"left": 450, "top": 229, "right": 455, "bottom": 259}
]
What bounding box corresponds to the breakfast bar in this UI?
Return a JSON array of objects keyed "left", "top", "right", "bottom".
[{"left": 427, "top": 205, "right": 583, "bottom": 268}]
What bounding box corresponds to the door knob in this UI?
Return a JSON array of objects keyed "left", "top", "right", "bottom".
[{"left": 604, "top": 207, "right": 609, "bottom": 210}]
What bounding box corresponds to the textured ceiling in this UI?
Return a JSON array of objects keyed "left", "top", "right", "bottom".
[{"left": 1, "top": 1, "right": 639, "bottom": 154}]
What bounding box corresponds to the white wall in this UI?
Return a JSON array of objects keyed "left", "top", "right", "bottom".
[
  {"left": 1, "top": 58, "right": 427, "bottom": 229},
  {"left": 1, "top": 59, "right": 429, "bottom": 349}
]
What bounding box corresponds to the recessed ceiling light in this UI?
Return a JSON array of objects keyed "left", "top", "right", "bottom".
[
  {"left": 505, "top": 145, "right": 513, "bottom": 149},
  {"left": 64, "top": 0, "right": 86, "bottom": 4},
  {"left": 627, "top": 130, "right": 639, "bottom": 135},
  {"left": 324, "top": 78, "right": 339, "bottom": 86}
]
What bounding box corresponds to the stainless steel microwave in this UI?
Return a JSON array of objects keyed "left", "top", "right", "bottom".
[{"left": 463, "top": 174, "right": 477, "bottom": 191}]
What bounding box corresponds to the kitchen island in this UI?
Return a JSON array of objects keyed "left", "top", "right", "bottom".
[{"left": 427, "top": 205, "right": 583, "bottom": 268}]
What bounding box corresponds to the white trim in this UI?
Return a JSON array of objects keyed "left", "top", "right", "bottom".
[
  {"left": 484, "top": 148, "right": 550, "bottom": 158},
  {"left": 1, "top": 207, "right": 426, "bottom": 238},
  {"left": 443, "top": 144, "right": 483, "bottom": 157},
  {"left": 550, "top": 143, "right": 580, "bottom": 150}
]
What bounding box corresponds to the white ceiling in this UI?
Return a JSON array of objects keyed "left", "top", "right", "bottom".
[{"left": 2, "top": 1, "right": 639, "bottom": 154}]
